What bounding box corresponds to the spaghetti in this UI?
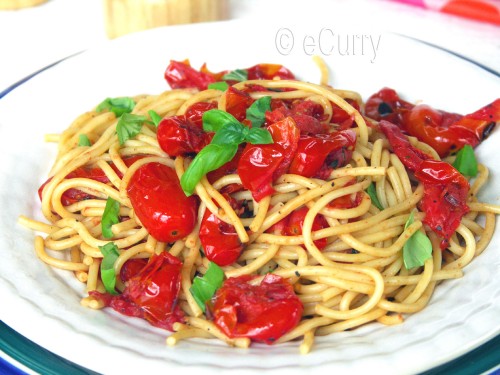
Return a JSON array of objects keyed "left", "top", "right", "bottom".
[{"left": 19, "top": 60, "right": 500, "bottom": 354}]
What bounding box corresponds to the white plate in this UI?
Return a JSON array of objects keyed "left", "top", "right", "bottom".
[{"left": 0, "top": 20, "right": 499, "bottom": 375}]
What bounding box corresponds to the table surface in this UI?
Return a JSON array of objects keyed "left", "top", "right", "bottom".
[{"left": 0, "top": 0, "right": 499, "bottom": 374}]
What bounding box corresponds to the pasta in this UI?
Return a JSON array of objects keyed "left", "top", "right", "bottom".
[{"left": 19, "top": 59, "right": 500, "bottom": 354}]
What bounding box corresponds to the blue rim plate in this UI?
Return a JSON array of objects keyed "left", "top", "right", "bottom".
[{"left": 0, "top": 21, "right": 499, "bottom": 375}]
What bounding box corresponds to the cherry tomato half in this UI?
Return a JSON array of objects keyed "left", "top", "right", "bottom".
[
  {"left": 199, "top": 207, "right": 243, "bottom": 266},
  {"left": 164, "top": 60, "right": 215, "bottom": 90},
  {"left": 157, "top": 115, "right": 211, "bottom": 157},
  {"left": 185, "top": 101, "right": 217, "bottom": 128},
  {"left": 238, "top": 117, "right": 300, "bottom": 202},
  {"left": 285, "top": 206, "right": 328, "bottom": 250},
  {"left": 90, "top": 252, "right": 184, "bottom": 331},
  {"left": 379, "top": 120, "right": 470, "bottom": 249},
  {"left": 366, "top": 88, "right": 499, "bottom": 157},
  {"left": 288, "top": 130, "right": 356, "bottom": 179},
  {"left": 211, "top": 274, "right": 303, "bottom": 344},
  {"left": 415, "top": 159, "right": 470, "bottom": 249},
  {"left": 127, "top": 162, "right": 198, "bottom": 242},
  {"left": 224, "top": 87, "right": 254, "bottom": 122},
  {"left": 125, "top": 252, "right": 184, "bottom": 330},
  {"left": 379, "top": 120, "right": 432, "bottom": 172},
  {"left": 265, "top": 99, "right": 328, "bottom": 135},
  {"left": 247, "top": 64, "right": 295, "bottom": 80}
]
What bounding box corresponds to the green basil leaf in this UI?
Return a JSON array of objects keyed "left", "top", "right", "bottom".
[
  {"left": 98, "top": 242, "right": 120, "bottom": 295},
  {"left": 96, "top": 97, "right": 135, "bottom": 117},
  {"left": 244, "top": 127, "right": 273, "bottom": 145},
  {"left": 101, "top": 197, "right": 120, "bottom": 239},
  {"left": 404, "top": 210, "right": 415, "bottom": 229},
  {"left": 190, "top": 262, "right": 225, "bottom": 312},
  {"left": 181, "top": 143, "right": 238, "bottom": 196},
  {"left": 367, "top": 183, "right": 383, "bottom": 210},
  {"left": 78, "top": 134, "right": 91, "bottom": 147},
  {"left": 148, "top": 110, "right": 162, "bottom": 127},
  {"left": 202, "top": 109, "right": 240, "bottom": 133},
  {"left": 116, "top": 113, "right": 146, "bottom": 145},
  {"left": 246, "top": 96, "right": 271, "bottom": 128},
  {"left": 208, "top": 81, "right": 229, "bottom": 91},
  {"left": 452, "top": 144, "right": 478, "bottom": 177},
  {"left": 222, "top": 69, "right": 248, "bottom": 82},
  {"left": 403, "top": 210, "right": 432, "bottom": 269},
  {"left": 211, "top": 122, "right": 246, "bottom": 145}
]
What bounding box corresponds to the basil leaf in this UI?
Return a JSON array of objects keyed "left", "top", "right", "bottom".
[
  {"left": 403, "top": 210, "right": 432, "bottom": 269},
  {"left": 98, "top": 242, "right": 120, "bottom": 295},
  {"left": 96, "top": 97, "right": 135, "bottom": 117},
  {"left": 367, "top": 183, "right": 383, "bottom": 210},
  {"left": 211, "top": 122, "right": 246, "bottom": 146},
  {"left": 181, "top": 143, "right": 238, "bottom": 196},
  {"left": 148, "top": 110, "right": 162, "bottom": 127},
  {"left": 208, "top": 82, "right": 229, "bottom": 91},
  {"left": 202, "top": 109, "right": 240, "bottom": 133},
  {"left": 190, "top": 262, "right": 225, "bottom": 312},
  {"left": 453, "top": 144, "right": 478, "bottom": 177},
  {"left": 404, "top": 210, "right": 416, "bottom": 231},
  {"left": 78, "top": 134, "right": 91, "bottom": 147},
  {"left": 246, "top": 96, "right": 271, "bottom": 128},
  {"left": 116, "top": 113, "right": 146, "bottom": 145},
  {"left": 222, "top": 69, "right": 248, "bottom": 82},
  {"left": 244, "top": 127, "right": 273, "bottom": 145},
  {"left": 101, "top": 197, "right": 120, "bottom": 239}
]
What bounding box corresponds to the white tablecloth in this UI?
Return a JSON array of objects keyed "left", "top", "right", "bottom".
[{"left": 0, "top": 0, "right": 499, "bottom": 93}]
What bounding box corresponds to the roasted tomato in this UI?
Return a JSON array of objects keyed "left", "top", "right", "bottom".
[
  {"left": 330, "top": 99, "right": 361, "bottom": 130},
  {"left": 224, "top": 87, "right": 254, "bottom": 122},
  {"left": 365, "top": 87, "right": 413, "bottom": 125},
  {"left": 402, "top": 102, "right": 499, "bottom": 157},
  {"left": 238, "top": 117, "right": 300, "bottom": 202},
  {"left": 247, "top": 64, "right": 295, "bottom": 80},
  {"left": 266, "top": 99, "right": 328, "bottom": 135},
  {"left": 164, "top": 60, "right": 215, "bottom": 90},
  {"left": 157, "top": 115, "right": 211, "bottom": 157},
  {"left": 288, "top": 130, "right": 356, "bottom": 179},
  {"left": 127, "top": 162, "right": 198, "bottom": 242},
  {"left": 211, "top": 274, "right": 303, "bottom": 344},
  {"left": 379, "top": 120, "right": 470, "bottom": 249},
  {"left": 378, "top": 120, "right": 432, "bottom": 172},
  {"left": 285, "top": 206, "right": 329, "bottom": 250},
  {"left": 119, "top": 258, "right": 148, "bottom": 283},
  {"left": 415, "top": 160, "right": 470, "bottom": 249},
  {"left": 91, "top": 252, "right": 184, "bottom": 331},
  {"left": 366, "top": 88, "right": 499, "bottom": 157},
  {"left": 185, "top": 101, "right": 217, "bottom": 128},
  {"left": 199, "top": 207, "right": 243, "bottom": 267}
]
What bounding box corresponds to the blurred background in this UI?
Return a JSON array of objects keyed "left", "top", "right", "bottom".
[{"left": 0, "top": 0, "right": 499, "bottom": 91}]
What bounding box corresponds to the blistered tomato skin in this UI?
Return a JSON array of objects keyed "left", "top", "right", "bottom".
[
  {"left": 289, "top": 130, "right": 356, "bottom": 179},
  {"left": 211, "top": 274, "right": 303, "bottom": 344},
  {"left": 127, "top": 162, "right": 198, "bottom": 242},
  {"left": 238, "top": 117, "right": 300, "bottom": 202},
  {"left": 366, "top": 88, "right": 500, "bottom": 157},
  {"left": 125, "top": 252, "right": 184, "bottom": 330},
  {"left": 285, "top": 206, "right": 329, "bottom": 250},
  {"left": 157, "top": 115, "right": 211, "bottom": 157},
  {"left": 199, "top": 209, "right": 243, "bottom": 266},
  {"left": 379, "top": 120, "right": 470, "bottom": 249},
  {"left": 89, "top": 252, "right": 184, "bottom": 331},
  {"left": 164, "top": 60, "right": 215, "bottom": 90}
]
